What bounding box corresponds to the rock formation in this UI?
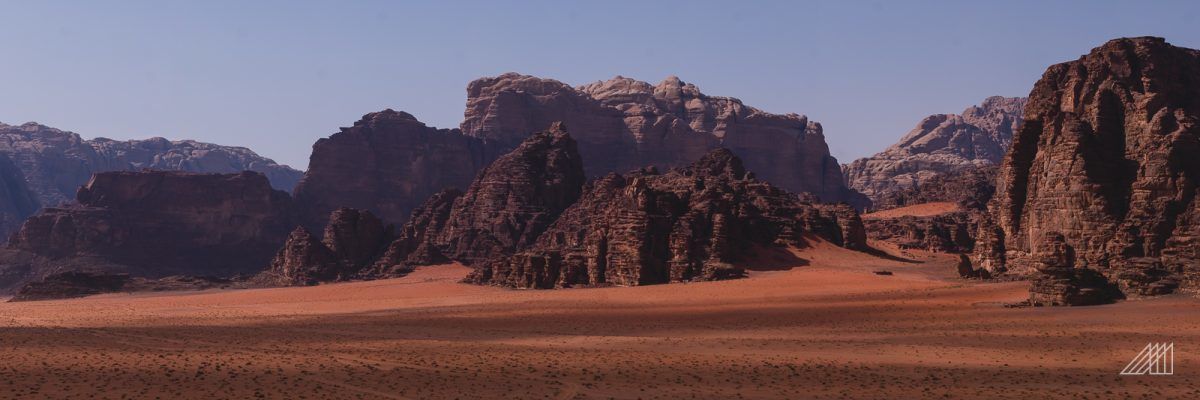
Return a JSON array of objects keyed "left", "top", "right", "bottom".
[
  {"left": 874, "top": 166, "right": 998, "bottom": 211},
  {"left": 267, "top": 124, "right": 586, "bottom": 283},
  {"left": 467, "top": 148, "right": 867, "bottom": 289},
  {"left": 8, "top": 271, "right": 131, "bottom": 302},
  {"left": 8, "top": 271, "right": 233, "bottom": 302},
  {"left": 1026, "top": 232, "right": 1122, "bottom": 306},
  {"left": 981, "top": 37, "right": 1200, "bottom": 295},
  {"left": 0, "top": 170, "right": 294, "bottom": 293},
  {"left": 0, "top": 121, "right": 303, "bottom": 207},
  {"left": 862, "top": 167, "right": 996, "bottom": 254},
  {"left": 434, "top": 123, "right": 586, "bottom": 265},
  {"left": 291, "top": 110, "right": 491, "bottom": 229},
  {"left": 864, "top": 212, "right": 975, "bottom": 253},
  {"left": 843, "top": 97, "right": 1024, "bottom": 205},
  {"left": 256, "top": 208, "right": 394, "bottom": 286},
  {"left": 461, "top": 73, "right": 864, "bottom": 207}
]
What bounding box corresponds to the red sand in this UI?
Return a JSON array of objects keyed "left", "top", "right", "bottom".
[
  {"left": 0, "top": 239, "right": 1196, "bottom": 399},
  {"left": 862, "top": 201, "right": 960, "bottom": 219}
]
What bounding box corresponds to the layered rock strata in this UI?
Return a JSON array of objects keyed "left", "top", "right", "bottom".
[
  {"left": 466, "top": 149, "right": 867, "bottom": 289},
  {"left": 843, "top": 97, "right": 1024, "bottom": 204},
  {"left": 979, "top": 37, "right": 1200, "bottom": 295},
  {"left": 0, "top": 170, "right": 294, "bottom": 293},
  {"left": 462, "top": 73, "right": 864, "bottom": 206}
]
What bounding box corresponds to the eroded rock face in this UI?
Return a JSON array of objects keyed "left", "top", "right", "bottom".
[
  {"left": 467, "top": 149, "right": 867, "bottom": 289},
  {"left": 844, "top": 97, "right": 1024, "bottom": 205},
  {"left": 434, "top": 123, "right": 586, "bottom": 265},
  {"left": 0, "top": 122, "right": 302, "bottom": 207},
  {"left": 462, "top": 73, "right": 863, "bottom": 206},
  {"left": 983, "top": 37, "right": 1200, "bottom": 293},
  {"left": 0, "top": 170, "right": 294, "bottom": 292},
  {"left": 1027, "top": 232, "right": 1122, "bottom": 306},
  {"left": 257, "top": 208, "right": 393, "bottom": 286},
  {"left": 292, "top": 110, "right": 491, "bottom": 229}
]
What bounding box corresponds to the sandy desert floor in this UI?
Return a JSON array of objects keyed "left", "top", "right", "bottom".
[{"left": 0, "top": 239, "right": 1196, "bottom": 399}]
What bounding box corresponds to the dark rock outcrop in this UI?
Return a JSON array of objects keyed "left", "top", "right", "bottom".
[
  {"left": 462, "top": 73, "right": 863, "bottom": 207},
  {"left": 0, "top": 170, "right": 294, "bottom": 293},
  {"left": 1026, "top": 232, "right": 1122, "bottom": 306},
  {"left": 0, "top": 121, "right": 303, "bottom": 207},
  {"left": 467, "top": 148, "right": 867, "bottom": 289},
  {"left": 255, "top": 208, "right": 394, "bottom": 286},
  {"left": 292, "top": 110, "right": 490, "bottom": 229},
  {"left": 8, "top": 271, "right": 234, "bottom": 302},
  {"left": 981, "top": 37, "right": 1200, "bottom": 294},
  {"left": 8, "top": 271, "right": 130, "bottom": 302},
  {"left": 844, "top": 97, "right": 1024, "bottom": 205},
  {"left": 434, "top": 123, "right": 586, "bottom": 265}
]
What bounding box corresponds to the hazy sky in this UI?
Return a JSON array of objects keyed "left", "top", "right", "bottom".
[{"left": 2, "top": 1, "right": 1198, "bottom": 170}]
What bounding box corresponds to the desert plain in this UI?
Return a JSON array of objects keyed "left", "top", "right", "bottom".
[{"left": 0, "top": 237, "right": 1195, "bottom": 400}]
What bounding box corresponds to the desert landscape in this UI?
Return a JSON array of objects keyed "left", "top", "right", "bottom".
[
  {"left": 1, "top": 3, "right": 1198, "bottom": 398},
  {"left": 1, "top": 238, "right": 1195, "bottom": 399}
]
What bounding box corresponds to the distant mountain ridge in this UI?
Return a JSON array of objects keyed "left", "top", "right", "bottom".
[
  {"left": 0, "top": 121, "right": 303, "bottom": 236},
  {"left": 843, "top": 96, "right": 1026, "bottom": 206}
]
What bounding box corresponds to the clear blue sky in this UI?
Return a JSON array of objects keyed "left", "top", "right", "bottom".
[{"left": 2, "top": 1, "right": 1198, "bottom": 170}]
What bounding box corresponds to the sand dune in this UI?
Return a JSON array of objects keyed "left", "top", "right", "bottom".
[
  {"left": 0, "top": 239, "right": 1196, "bottom": 399},
  {"left": 862, "top": 201, "right": 961, "bottom": 219}
]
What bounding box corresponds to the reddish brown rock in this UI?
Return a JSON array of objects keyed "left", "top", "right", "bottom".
[
  {"left": 864, "top": 212, "right": 976, "bottom": 253},
  {"left": 292, "top": 110, "right": 491, "bottom": 228},
  {"left": 434, "top": 123, "right": 585, "bottom": 265},
  {"left": 844, "top": 97, "right": 1024, "bottom": 204},
  {"left": 462, "top": 73, "right": 863, "bottom": 207},
  {"left": 466, "top": 149, "right": 867, "bottom": 289},
  {"left": 371, "top": 189, "right": 463, "bottom": 271},
  {"left": 0, "top": 170, "right": 294, "bottom": 292},
  {"left": 1026, "top": 232, "right": 1122, "bottom": 306},
  {"left": 257, "top": 208, "right": 394, "bottom": 286},
  {"left": 982, "top": 37, "right": 1200, "bottom": 293}
]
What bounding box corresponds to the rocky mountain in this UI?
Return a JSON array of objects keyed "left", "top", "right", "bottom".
[
  {"left": 468, "top": 148, "right": 866, "bottom": 289},
  {"left": 462, "top": 73, "right": 864, "bottom": 207},
  {"left": 977, "top": 37, "right": 1200, "bottom": 296},
  {"left": 291, "top": 110, "right": 491, "bottom": 230},
  {"left": 0, "top": 122, "right": 303, "bottom": 205},
  {"left": 0, "top": 170, "right": 294, "bottom": 293},
  {"left": 843, "top": 97, "right": 1025, "bottom": 205}
]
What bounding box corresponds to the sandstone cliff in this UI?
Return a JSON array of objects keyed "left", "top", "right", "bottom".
[
  {"left": 843, "top": 97, "right": 1024, "bottom": 205},
  {"left": 980, "top": 37, "right": 1200, "bottom": 295},
  {"left": 291, "top": 110, "right": 491, "bottom": 229},
  {"left": 0, "top": 170, "right": 294, "bottom": 293},
  {"left": 461, "top": 73, "right": 863, "bottom": 207}
]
